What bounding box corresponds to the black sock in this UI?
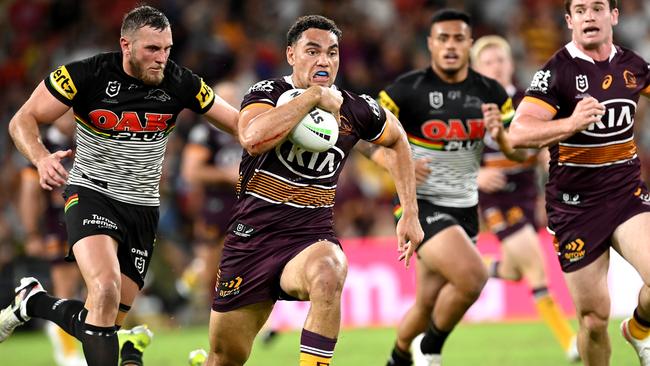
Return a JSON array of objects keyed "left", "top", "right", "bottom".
[
  {"left": 387, "top": 343, "right": 412, "bottom": 366},
  {"left": 532, "top": 286, "right": 549, "bottom": 300},
  {"left": 120, "top": 341, "right": 143, "bottom": 366},
  {"left": 420, "top": 320, "right": 451, "bottom": 355},
  {"left": 26, "top": 292, "right": 87, "bottom": 339},
  {"left": 81, "top": 323, "right": 119, "bottom": 366},
  {"left": 634, "top": 307, "right": 650, "bottom": 328}
]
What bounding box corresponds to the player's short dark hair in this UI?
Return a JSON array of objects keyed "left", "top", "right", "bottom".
[
  {"left": 564, "top": 0, "right": 618, "bottom": 14},
  {"left": 286, "top": 15, "right": 342, "bottom": 47},
  {"left": 430, "top": 9, "right": 472, "bottom": 28},
  {"left": 121, "top": 5, "right": 170, "bottom": 37}
]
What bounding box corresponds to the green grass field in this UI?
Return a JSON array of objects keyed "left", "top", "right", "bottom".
[{"left": 1, "top": 320, "right": 640, "bottom": 365}]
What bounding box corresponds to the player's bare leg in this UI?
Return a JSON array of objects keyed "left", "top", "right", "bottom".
[
  {"left": 425, "top": 227, "right": 487, "bottom": 331},
  {"left": 613, "top": 212, "right": 650, "bottom": 364},
  {"left": 388, "top": 257, "right": 446, "bottom": 365},
  {"left": 402, "top": 226, "right": 487, "bottom": 364},
  {"left": 206, "top": 302, "right": 274, "bottom": 366},
  {"left": 564, "top": 252, "right": 611, "bottom": 366},
  {"left": 69, "top": 235, "right": 122, "bottom": 365},
  {"left": 280, "top": 241, "right": 347, "bottom": 365},
  {"left": 496, "top": 226, "right": 543, "bottom": 283},
  {"left": 501, "top": 225, "right": 577, "bottom": 358}
]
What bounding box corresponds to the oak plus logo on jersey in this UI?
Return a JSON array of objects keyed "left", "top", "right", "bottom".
[
  {"left": 87, "top": 109, "right": 173, "bottom": 141},
  {"left": 581, "top": 98, "right": 636, "bottom": 137},
  {"left": 275, "top": 140, "right": 344, "bottom": 179},
  {"left": 418, "top": 118, "right": 485, "bottom": 151}
]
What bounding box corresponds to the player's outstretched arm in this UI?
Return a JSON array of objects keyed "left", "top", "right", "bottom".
[
  {"left": 375, "top": 108, "right": 424, "bottom": 268},
  {"left": 509, "top": 97, "right": 604, "bottom": 148},
  {"left": 238, "top": 86, "right": 340, "bottom": 155},
  {"left": 8, "top": 81, "right": 72, "bottom": 190},
  {"left": 203, "top": 93, "right": 240, "bottom": 139}
]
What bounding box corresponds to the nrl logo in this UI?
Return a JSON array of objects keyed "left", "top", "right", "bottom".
[
  {"left": 134, "top": 257, "right": 146, "bottom": 274},
  {"left": 575, "top": 75, "right": 589, "bottom": 93},
  {"left": 429, "top": 91, "right": 443, "bottom": 109},
  {"left": 106, "top": 81, "right": 121, "bottom": 97}
]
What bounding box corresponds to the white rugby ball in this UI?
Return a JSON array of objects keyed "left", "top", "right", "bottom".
[{"left": 276, "top": 89, "right": 339, "bottom": 152}]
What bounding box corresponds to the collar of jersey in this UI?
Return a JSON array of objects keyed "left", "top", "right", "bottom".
[{"left": 565, "top": 41, "right": 617, "bottom": 64}]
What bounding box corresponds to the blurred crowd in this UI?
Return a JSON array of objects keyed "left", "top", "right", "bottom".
[{"left": 1, "top": 0, "right": 650, "bottom": 325}]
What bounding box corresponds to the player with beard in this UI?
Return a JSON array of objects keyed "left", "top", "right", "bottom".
[
  {"left": 377, "top": 10, "right": 522, "bottom": 366},
  {"left": 0, "top": 5, "right": 239, "bottom": 366},
  {"left": 509, "top": 1, "right": 650, "bottom": 365}
]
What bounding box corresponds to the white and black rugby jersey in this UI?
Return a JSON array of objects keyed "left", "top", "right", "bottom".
[
  {"left": 379, "top": 67, "right": 514, "bottom": 208},
  {"left": 44, "top": 51, "right": 215, "bottom": 206}
]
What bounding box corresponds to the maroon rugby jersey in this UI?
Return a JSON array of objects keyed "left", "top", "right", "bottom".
[
  {"left": 524, "top": 42, "right": 650, "bottom": 204},
  {"left": 228, "top": 76, "right": 387, "bottom": 238}
]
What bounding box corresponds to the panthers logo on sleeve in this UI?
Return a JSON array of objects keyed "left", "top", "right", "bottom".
[
  {"left": 49, "top": 65, "right": 77, "bottom": 101},
  {"left": 195, "top": 78, "right": 215, "bottom": 110}
]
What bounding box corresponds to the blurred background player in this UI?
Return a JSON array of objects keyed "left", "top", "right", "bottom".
[
  {"left": 470, "top": 35, "right": 579, "bottom": 362},
  {"left": 179, "top": 81, "right": 241, "bottom": 316},
  {"left": 378, "top": 9, "right": 523, "bottom": 366},
  {"left": 17, "top": 110, "right": 86, "bottom": 366}
]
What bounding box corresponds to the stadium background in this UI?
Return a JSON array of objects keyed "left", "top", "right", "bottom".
[{"left": 1, "top": 0, "right": 650, "bottom": 364}]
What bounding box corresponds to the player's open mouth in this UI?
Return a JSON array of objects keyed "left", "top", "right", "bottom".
[
  {"left": 313, "top": 71, "right": 330, "bottom": 82},
  {"left": 443, "top": 54, "right": 459, "bottom": 61},
  {"left": 583, "top": 26, "right": 599, "bottom": 36}
]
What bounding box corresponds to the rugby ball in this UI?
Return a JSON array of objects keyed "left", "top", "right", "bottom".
[{"left": 276, "top": 89, "right": 339, "bottom": 152}]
